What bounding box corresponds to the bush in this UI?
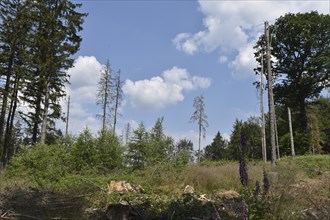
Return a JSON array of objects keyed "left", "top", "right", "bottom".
[
  {"left": 69, "top": 128, "right": 97, "bottom": 172},
  {"left": 69, "top": 128, "right": 124, "bottom": 173},
  {"left": 95, "top": 130, "right": 124, "bottom": 172},
  {"left": 6, "top": 143, "right": 70, "bottom": 188}
]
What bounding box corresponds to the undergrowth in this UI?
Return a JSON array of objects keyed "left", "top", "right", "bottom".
[{"left": 0, "top": 153, "right": 329, "bottom": 219}]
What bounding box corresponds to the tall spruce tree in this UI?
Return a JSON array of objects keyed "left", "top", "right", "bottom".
[
  {"left": 20, "top": 0, "right": 87, "bottom": 144},
  {"left": 148, "top": 117, "right": 174, "bottom": 165},
  {"left": 126, "top": 122, "right": 148, "bottom": 169},
  {"left": 0, "top": 0, "right": 33, "bottom": 167},
  {"left": 204, "top": 131, "right": 227, "bottom": 161}
]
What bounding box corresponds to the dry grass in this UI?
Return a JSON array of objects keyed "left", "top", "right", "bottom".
[
  {"left": 184, "top": 163, "right": 241, "bottom": 193},
  {"left": 1, "top": 155, "right": 329, "bottom": 219},
  {"left": 267, "top": 157, "right": 330, "bottom": 220},
  {"left": 183, "top": 161, "right": 265, "bottom": 193}
]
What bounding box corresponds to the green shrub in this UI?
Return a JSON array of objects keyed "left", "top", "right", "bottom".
[
  {"left": 6, "top": 143, "right": 70, "bottom": 188},
  {"left": 69, "top": 128, "right": 97, "bottom": 172},
  {"left": 95, "top": 129, "right": 124, "bottom": 172},
  {"left": 69, "top": 128, "right": 124, "bottom": 173}
]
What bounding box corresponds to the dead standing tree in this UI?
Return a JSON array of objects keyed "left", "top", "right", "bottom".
[
  {"left": 265, "top": 21, "right": 277, "bottom": 165},
  {"left": 111, "top": 69, "right": 124, "bottom": 134},
  {"left": 190, "top": 95, "right": 209, "bottom": 163},
  {"left": 97, "top": 60, "right": 113, "bottom": 132}
]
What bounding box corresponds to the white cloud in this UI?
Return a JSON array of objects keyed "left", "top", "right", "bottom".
[
  {"left": 172, "top": 33, "right": 199, "bottom": 55},
  {"left": 230, "top": 43, "right": 258, "bottom": 79},
  {"left": 66, "top": 56, "right": 102, "bottom": 104},
  {"left": 218, "top": 55, "right": 228, "bottom": 64},
  {"left": 123, "top": 66, "right": 211, "bottom": 110},
  {"left": 59, "top": 56, "right": 103, "bottom": 135},
  {"left": 174, "top": 1, "right": 329, "bottom": 78}
]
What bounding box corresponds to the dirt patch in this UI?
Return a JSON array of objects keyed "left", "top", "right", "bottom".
[{"left": 0, "top": 186, "right": 88, "bottom": 219}]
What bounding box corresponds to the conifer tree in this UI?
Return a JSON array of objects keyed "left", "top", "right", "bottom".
[
  {"left": 190, "top": 95, "right": 208, "bottom": 163},
  {"left": 126, "top": 122, "right": 148, "bottom": 169},
  {"left": 0, "top": 0, "right": 33, "bottom": 167},
  {"left": 204, "top": 131, "right": 227, "bottom": 161},
  {"left": 20, "top": 0, "right": 87, "bottom": 144}
]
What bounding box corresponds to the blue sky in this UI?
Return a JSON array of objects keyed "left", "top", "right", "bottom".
[{"left": 60, "top": 0, "right": 329, "bottom": 149}]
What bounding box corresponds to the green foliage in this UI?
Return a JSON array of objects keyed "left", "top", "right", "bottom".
[
  {"left": 276, "top": 97, "right": 330, "bottom": 156},
  {"left": 308, "top": 97, "right": 330, "bottom": 153},
  {"left": 282, "top": 154, "right": 330, "bottom": 178},
  {"left": 0, "top": 0, "right": 87, "bottom": 167},
  {"left": 238, "top": 142, "right": 272, "bottom": 220},
  {"left": 174, "top": 138, "right": 194, "bottom": 166},
  {"left": 255, "top": 11, "right": 330, "bottom": 133},
  {"left": 70, "top": 128, "right": 97, "bottom": 171},
  {"left": 95, "top": 129, "right": 124, "bottom": 171},
  {"left": 254, "top": 12, "right": 329, "bottom": 157},
  {"left": 125, "top": 118, "right": 176, "bottom": 169},
  {"left": 147, "top": 117, "right": 175, "bottom": 165},
  {"left": 227, "top": 117, "right": 262, "bottom": 160},
  {"left": 227, "top": 119, "right": 243, "bottom": 160},
  {"left": 69, "top": 128, "right": 124, "bottom": 173},
  {"left": 18, "top": 0, "right": 87, "bottom": 143},
  {"left": 203, "top": 131, "right": 228, "bottom": 161},
  {"left": 126, "top": 122, "right": 149, "bottom": 169},
  {"left": 6, "top": 143, "right": 70, "bottom": 188},
  {"left": 0, "top": 0, "right": 34, "bottom": 167},
  {"left": 2, "top": 152, "right": 329, "bottom": 219}
]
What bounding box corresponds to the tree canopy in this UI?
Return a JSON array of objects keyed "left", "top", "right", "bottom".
[
  {"left": 203, "top": 131, "right": 227, "bottom": 161},
  {"left": 255, "top": 11, "right": 330, "bottom": 132}
]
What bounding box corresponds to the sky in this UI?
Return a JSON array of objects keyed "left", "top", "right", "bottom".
[{"left": 59, "top": 0, "right": 329, "bottom": 150}]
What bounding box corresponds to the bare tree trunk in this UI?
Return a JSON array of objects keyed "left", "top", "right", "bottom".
[
  {"left": 265, "top": 21, "right": 277, "bottom": 165},
  {"left": 0, "top": 50, "right": 15, "bottom": 149},
  {"left": 198, "top": 123, "right": 201, "bottom": 163},
  {"left": 2, "top": 76, "right": 20, "bottom": 168},
  {"left": 260, "top": 54, "right": 267, "bottom": 162},
  {"left": 102, "top": 60, "right": 111, "bottom": 132},
  {"left": 275, "top": 117, "right": 280, "bottom": 159},
  {"left": 113, "top": 70, "right": 121, "bottom": 134},
  {"left": 288, "top": 107, "right": 295, "bottom": 157},
  {"left": 65, "top": 96, "right": 70, "bottom": 137},
  {"left": 40, "top": 83, "right": 49, "bottom": 144}
]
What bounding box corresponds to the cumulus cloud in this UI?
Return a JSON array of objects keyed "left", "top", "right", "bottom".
[
  {"left": 66, "top": 56, "right": 102, "bottom": 103},
  {"left": 123, "top": 66, "right": 211, "bottom": 110},
  {"left": 218, "top": 56, "right": 228, "bottom": 64},
  {"left": 173, "top": 1, "right": 329, "bottom": 78},
  {"left": 60, "top": 56, "right": 103, "bottom": 134},
  {"left": 230, "top": 43, "right": 258, "bottom": 79}
]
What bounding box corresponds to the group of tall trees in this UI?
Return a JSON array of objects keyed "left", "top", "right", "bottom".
[
  {"left": 1, "top": 6, "right": 329, "bottom": 169},
  {"left": 204, "top": 11, "right": 329, "bottom": 162},
  {"left": 121, "top": 117, "right": 194, "bottom": 169},
  {"left": 254, "top": 12, "right": 329, "bottom": 157},
  {"left": 0, "top": 0, "right": 87, "bottom": 168}
]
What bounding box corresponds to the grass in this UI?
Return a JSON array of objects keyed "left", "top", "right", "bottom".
[{"left": 0, "top": 154, "right": 329, "bottom": 219}]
